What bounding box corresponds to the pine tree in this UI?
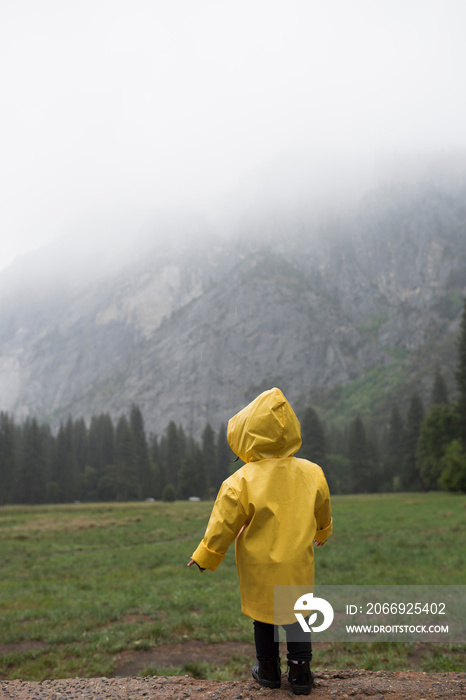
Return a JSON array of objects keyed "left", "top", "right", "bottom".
[
  {"left": 130, "top": 404, "right": 151, "bottom": 498},
  {"left": 455, "top": 297, "right": 466, "bottom": 447},
  {"left": 195, "top": 439, "right": 208, "bottom": 498},
  {"left": 202, "top": 423, "right": 216, "bottom": 491},
  {"left": 165, "top": 421, "right": 182, "bottom": 490},
  {"left": 115, "top": 415, "right": 139, "bottom": 501},
  {"left": 178, "top": 437, "right": 207, "bottom": 499},
  {"left": 0, "top": 412, "right": 16, "bottom": 505},
  {"left": 149, "top": 432, "right": 159, "bottom": 465},
  {"left": 48, "top": 418, "right": 79, "bottom": 503},
  {"left": 82, "top": 464, "right": 99, "bottom": 501},
  {"left": 178, "top": 424, "right": 187, "bottom": 464},
  {"left": 383, "top": 404, "right": 405, "bottom": 490},
  {"left": 49, "top": 423, "right": 66, "bottom": 502},
  {"left": 300, "top": 406, "right": 326, "bottom": 465},
  {"left": 326, "top": 424, "right": 347, "bottom": 456},
  {"left": 365, "top": 424, "right": 381, "bottom": 492},
  {"left": 431, "top": 366, "right": 449, "bottom": 406},
  {"left": 88, "top": 413, "right": 115, "bottom": 476},
  {"left": 87, "top": 416, "right": 100, "bottom": 472},
  {"left": 417, "top": 404, "right": 458, "bottom": 489},
  {"left": 72, "top": 418, "right": 89, "bottom": 499},
  {"left": 100, "top": 414, "right": 116, "bottom": 470},
  {"left": 88, "top": 413, "right": 116, "bottom": 499},
  {"left": 73, "top": 418, "right": 88, "bottom": 474},
  {"left": 151, "top": 461, "right": 166, "bottom": 499},
  {"left": 40, "top": 423, "right": 54, "bottom": 495},
  {"left": 215, "top": 424, "right": 232, "bottom": 491},
  {"left": 64, "top": 417, "right": 79, "bottom": 501},
  {"left": 347, "top": 416, "right": 372, "bottom": 493},
  {"left": 402, "top": 394, "right": 425, "bottom": 490},
  {"left": 149, "top": 432, "right": 165, "bottom": 499},
  {"left": 158, "top": 434, "right": 167, "bottom": 482},
  {"left": 17, "top": 418, "right": 47, "bottom": 504}
]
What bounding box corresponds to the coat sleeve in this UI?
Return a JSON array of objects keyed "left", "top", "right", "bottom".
[
  {"left": 314, "top": 471, "right": 333, "bottom": 543},
  {"left": 191, "top": 481, "right": 248, "bottom": 571}
]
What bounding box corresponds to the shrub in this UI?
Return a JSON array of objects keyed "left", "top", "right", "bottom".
[
  {"left": 439, "top": 440, "right": 466, "bottom": 492},
  {"left": 162, "top": 483, "right": 176, "bottom": 502}
]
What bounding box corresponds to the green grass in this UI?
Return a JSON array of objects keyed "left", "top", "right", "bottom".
[
  {"left": 315, "top": 492, "right": 466, "bottom": 584},
  {"left": 0, "top": 494, "right": 465, "bottom": 680}
]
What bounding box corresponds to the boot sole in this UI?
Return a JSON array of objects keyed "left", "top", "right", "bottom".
[{"left": 251, "top": 668, "right": 281, "bottom": 689}]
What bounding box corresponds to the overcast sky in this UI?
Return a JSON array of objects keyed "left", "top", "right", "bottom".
[{"left": 1, "top": 0, "right": 466, "bottom": 271}]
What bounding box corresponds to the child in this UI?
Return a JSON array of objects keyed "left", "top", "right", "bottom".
[{"left": 188, "top": 387, "right": 332, "bottom": 695}]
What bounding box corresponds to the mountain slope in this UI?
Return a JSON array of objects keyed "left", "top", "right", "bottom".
[{"left": 1, "top": 179, "right": 465, "bottom": 434}]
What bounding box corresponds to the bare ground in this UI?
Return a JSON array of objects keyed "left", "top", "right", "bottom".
[
  {"left": 1, "top": 670, "right": 465, "bottom": 700},
  {"left": 1, "top": 641, "right": 465, "bottom": 699}
]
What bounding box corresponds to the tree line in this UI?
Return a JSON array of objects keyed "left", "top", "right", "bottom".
[
  {"left": 1, "top": 301, "right": 465, "bottom": 505},
  {"left": 0, "top": 406, "right": 232, "bottom": 506}
]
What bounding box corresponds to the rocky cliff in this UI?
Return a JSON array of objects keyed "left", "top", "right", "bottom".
[{"left": 1, "top": 178, "right": 465, "bottom": 435}]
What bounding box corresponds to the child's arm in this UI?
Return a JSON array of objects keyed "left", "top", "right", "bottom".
[
  {"left": 314, "top": 471, "right": 333, "bottom": 544},
  {"left": 189, "top": 481, "right": 247, "bottom": 572}
]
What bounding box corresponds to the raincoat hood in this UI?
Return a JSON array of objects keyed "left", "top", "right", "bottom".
[{"left": 227, "top": 387, "right": 302, "bottom": 463}]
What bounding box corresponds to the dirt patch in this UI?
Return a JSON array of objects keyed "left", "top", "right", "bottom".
[
  {"left": 0, "top": 641, "right": 46, "bottom": 655},
  {"left": 113, "top": 640, "right": 255, "bottom": 677},
  {"left": 0, "top": 670, "right": 465, "bottom": 700},
  {"left": 103, "top": 613, "right": 154, "bottom": 629}
]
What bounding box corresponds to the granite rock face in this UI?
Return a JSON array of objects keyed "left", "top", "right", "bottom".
[{"left": 1, "top": 181, "right": 465, "bottom": 434}]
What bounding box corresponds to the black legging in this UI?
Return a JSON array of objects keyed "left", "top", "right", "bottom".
[{"left": 254, "top": 619, "right": 312, "bottom": 662}]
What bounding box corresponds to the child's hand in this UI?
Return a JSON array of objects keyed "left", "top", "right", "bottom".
[
  {"left": 314, "top": 539, "right": 325, "bottom": 547},
  {"left": 187, "top": 558, "right": 205, "bottom": 572}
]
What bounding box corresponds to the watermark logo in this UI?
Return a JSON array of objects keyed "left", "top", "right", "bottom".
[
  {"left": 273, "top": 585, "right": 465, "bottom": 642},
  {"left": 294, "top": 592, "right": 334, "bottom": 633}
]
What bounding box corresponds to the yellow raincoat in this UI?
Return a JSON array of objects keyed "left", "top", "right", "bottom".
[{"left": 191, "top": 387, "right": 333, "bottom": 624}]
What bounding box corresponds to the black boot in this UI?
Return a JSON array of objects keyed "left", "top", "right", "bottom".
[
  {"left": 287, "top": 660, "right": 314, "bottom": 695},
  {"left": 252, "top": 657, "right": 281, "bottom": 689}
]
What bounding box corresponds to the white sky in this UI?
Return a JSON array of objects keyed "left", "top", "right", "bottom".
[{"left": 1, "top": 0, "right": 466, "bottom": 271}]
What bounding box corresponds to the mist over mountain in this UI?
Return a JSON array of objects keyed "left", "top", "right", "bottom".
[{"left": 1, "top": 163, "right": 465, "bottom": 436}]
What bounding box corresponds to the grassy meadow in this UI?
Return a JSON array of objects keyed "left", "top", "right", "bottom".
[{"left": 0, "top": 492, "right": 465, "bottom": 680}]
